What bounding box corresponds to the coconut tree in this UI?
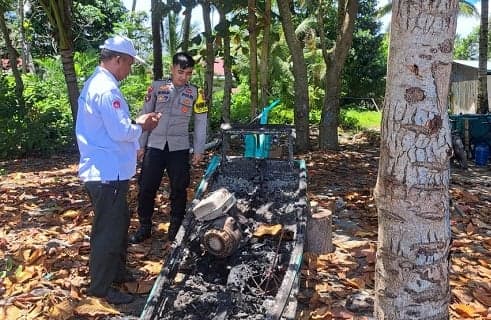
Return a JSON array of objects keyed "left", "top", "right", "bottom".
[
  {"left": 318, "top": 0, "right": 358, "bottom": 150},
  {"left": 38, "top": 0, "right": 79, "bottom": 122},
  {"left": 478, "top": 0, "right": 489, "bottom": 114},
  {"left": 200, "top": 0, "right": 214, "bottom": 110},
  {"left": 374, "top": 0, "right": 458, "bottom": 318},
  {"left": 151, "top": 0, "right": 162, "bottom": 79},
  {"left": 248, "top": 0, "right": 259, "bottom": 118},
  {"left": 277, "top": 0, "right": 310, "bottom": 152}
]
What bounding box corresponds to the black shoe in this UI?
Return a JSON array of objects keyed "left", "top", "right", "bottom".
[
  {"left": 104, "top": 288, "right": 134, "bottom": 305},
  {"left": 129, "top": 227, "right": 151, "bottom": 244},
  {"left": 113, "top": 272, "right": 136, "bottom": 285}
]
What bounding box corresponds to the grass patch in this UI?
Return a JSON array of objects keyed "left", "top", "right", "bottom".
[{"left": 343, "top": 108, "right": 381, "bottom": 130}]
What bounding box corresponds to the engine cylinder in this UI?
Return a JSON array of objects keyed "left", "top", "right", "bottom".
[{"left": 202, "top": 216, "right": 242, "bottom": 257}]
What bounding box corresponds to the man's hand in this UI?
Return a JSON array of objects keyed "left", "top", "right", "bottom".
[
  {"left": 135, "top": 112, "right": 161, "bottom": 131},
  {"left": 192, "top": 153, "right": 203, "bottom": 166},
  {"left": 137, "top": 149, "right": 145, "bottom": 161}
]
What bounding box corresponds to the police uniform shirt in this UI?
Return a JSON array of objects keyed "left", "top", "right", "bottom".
[
  {"left": 76, "top": 66, "right": 142, "bottom": 182},
  {"left": 139, "top": 79, "right": 208, "bottom": 154}
]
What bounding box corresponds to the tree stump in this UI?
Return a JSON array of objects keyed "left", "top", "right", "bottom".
[{"left": 306, "top": 201, "right": 334, "bottom": 253}]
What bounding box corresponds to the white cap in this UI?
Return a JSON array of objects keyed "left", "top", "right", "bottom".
[{"left": 99, "top": 35, "right": 145, "bottom": 64}]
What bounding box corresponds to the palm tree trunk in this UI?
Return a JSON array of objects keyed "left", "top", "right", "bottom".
[
  {"left": 38, "top": 0, "right": 79, "bottom": 122},
  {"left": 319, "top": 0, "right": 357, "bottom": 150},
  {"left": 478, "top": 0, "right": 489, "bottom": 114},
  {"left": 248, "top": 0, "right": 258, "bottom": 119},
  {"left": 60, "top": 48, "right": 79, "bottom": 120},
  {"left": 218, "top": 8, "right": 232, "bottom": 124},
  {"left": 277, "top": 0, "right": 310, "bottom": 152},
  {"left": 374, "top": 0, "right": 458, "bottom": 318},
  {"left": 0, "top": 6, "right": 24, "bottom": 106},
  {"left": 201, "top": 0, "right": 214, "bottom": 111},
  {"left": 259, "top": 0, "right": 271, "bottom": 108},
  {"left": 181, "top": 7, "right": 192, "bottom": 52},
  {"left": 151, "top": 0, "right": 162, "bottom": 80}
]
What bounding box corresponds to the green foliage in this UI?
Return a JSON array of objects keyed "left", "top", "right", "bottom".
[
  {"left": 120, "top": 71, "right": 152, "bottom": 117},
  {"left": 454, "top": 28, "right": 479, "bottom": 59},
  {"left": 27, "top": 0, "right": 127, "bottom": 56},
  {"left": 342, "top": 0, "right": 386, "bottom": 100},
  {"left": 0, "top": 70, "right": 73, "bottom": 159}
]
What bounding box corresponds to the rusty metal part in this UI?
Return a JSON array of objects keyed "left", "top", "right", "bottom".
[{"left": 202, "top": 216, "right": 242, "bottom": 257}]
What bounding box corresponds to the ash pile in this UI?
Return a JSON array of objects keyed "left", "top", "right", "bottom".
[{"left": 156, "top": 158, "right": 304, "bottom": 319}]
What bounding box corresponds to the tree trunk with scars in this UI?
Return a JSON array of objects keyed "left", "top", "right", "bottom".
[
  {"left": 478, "top": 0, "right": 489, "bottom": 114},
  {"left": 201, "top": 0, "right": 214, "bottom": 112},
  {"left": 318, "top": 0, "right": 357, "bottom": 151},
  {"left": 151, "top": 0, "right": 162, "bottom": 80},
  {"left": 277, "top": 0, "right": 310, "bottom": 152},
  {"left": 248, "top": 0, "right": 258, "bottom": 119},
  {"left": 259, "top": 0, "right": 271, "bottom": 109},
  {"left": 374, "top": 0, "right": 458, "bottom": 318},
  {"left": 38, "top": 0, "right": 78, "bottom": 122}
]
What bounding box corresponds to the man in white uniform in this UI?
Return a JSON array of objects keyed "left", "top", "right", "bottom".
[{"left": 76, "top": 35, "right": 160, "bottom": 305}]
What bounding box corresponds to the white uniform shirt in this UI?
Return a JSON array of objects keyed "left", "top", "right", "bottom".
[{"left": 76, "top": 66, "right": 142, "bottom": 182}]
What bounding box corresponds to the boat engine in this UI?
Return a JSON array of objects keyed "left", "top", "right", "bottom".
[{"left": 192, "top": 188, "right": 242, "bottom": 257}]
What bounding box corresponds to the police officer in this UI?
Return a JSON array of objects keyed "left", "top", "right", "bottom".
[
  {"left": 129, "top": 52, "right": 208, "bottom": 243},
  {"left": 76, "top": 35, "right": 160, "bottom": 304}
]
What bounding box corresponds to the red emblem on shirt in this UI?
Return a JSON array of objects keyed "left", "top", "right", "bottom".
[
  {"left": 181, "top": 106, "right": 189, "bottom": 113},
  {"left": 147, "top": 86, "right": 153, "bottom": 93},
  {"left": 112, "top": 100, "right": 121, "bottom": 109}
]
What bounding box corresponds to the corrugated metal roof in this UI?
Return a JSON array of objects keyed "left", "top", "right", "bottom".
[{"left": 454, "top": 60, "right": 491, "bottom": 72}]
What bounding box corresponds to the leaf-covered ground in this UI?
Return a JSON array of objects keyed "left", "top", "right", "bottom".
[{"left": 0, "top": 132, "right": 490, "bottom": 320}]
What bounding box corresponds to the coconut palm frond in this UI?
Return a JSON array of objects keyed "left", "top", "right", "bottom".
[
  {"left": 376, "top": 3, "right": 392, "bottom": 19},
  {"left": 459, "top": 0, "right": 479, "bottom": 18},
  {"left": 295, "top": 16, "right": 316, "bottom": 36}
]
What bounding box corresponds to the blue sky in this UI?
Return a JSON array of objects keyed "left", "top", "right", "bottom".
[{"left": 122, "top": 0, "right": 480, "bottom": 38}]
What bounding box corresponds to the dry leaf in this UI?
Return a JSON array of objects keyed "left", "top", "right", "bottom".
[
  {"left": 74, "top": 297, "right": 120, "bottom": 316},
  {"left": 61, "top": 209, "right": 79, "bottom": 219},
  {"left": 123, "top": 280, "right": 154, "bottom": 294},
  {"left": 483, "top": 238, "right": 491, "bottom": 250},
  {"left": 335, "top": 240, "right": 369, "bottom": 250},
  {"left": 49, "top": 300, "right": 74, "bottom": 320},
  {"left": 354, "top": 230, "right": 376, "bottom": 237},
  {"left": 472, "top": 287, "right": 491, "bottom": 307},
  {"left": 466, "top": 222, "right": 476, "bottom": 235},
  {"left": 140, "top": 261, "right": 162, "bottom": 275},
  {"left": 156, "top": 222, "right": 170, "bottom": 232},
  {"left": 15, "top": 266, "right": 37, "bottom": 283},
  {"left": 310, "top": 306, "right": 331, "bottom": 320},
  {"left": 253, "top": 224, "right": 282, "bottom": 237},
  {"left": 315, "top": 283, "right": 330, "bottom": 293},
  {"left": 66, "top": 231, "right": 84, "bottom": 244},
  {"left": 24, "top": 247, "right": 44, "bottom": 265},
  {"left": 341, "top": 277, "right": 365, "bottom": 289},
  {"left": 0, "top": 305, "right": 23, "bottom": 320},
  {"left": 452, "top": 303, "right": 477, "bottom": 318}
]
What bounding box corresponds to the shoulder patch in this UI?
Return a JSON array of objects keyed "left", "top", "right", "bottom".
[
  {"left": 193, "top": 89, "right": 208, "bottom": 114},
  {"left": 112, "top": 99, "right": 121, "bottom": 109}
]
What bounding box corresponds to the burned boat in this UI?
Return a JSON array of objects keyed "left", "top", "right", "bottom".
[{"left": 140, "top": 124, "right": 308, "bottom": 320}]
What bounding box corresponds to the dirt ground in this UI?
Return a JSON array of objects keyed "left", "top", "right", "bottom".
[{"left": 0, "top": 132, "right": 490, "bottom": 319}]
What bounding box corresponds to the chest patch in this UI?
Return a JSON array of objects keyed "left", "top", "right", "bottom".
[
  {"left": 112, "top": 100, "right": 121, "bottom": 109},
  {"left": 157, "top": 94, "right": 169, "bottom": 103}
]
